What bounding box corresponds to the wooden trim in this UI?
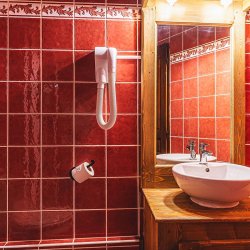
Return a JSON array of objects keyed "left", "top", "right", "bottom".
[
  {"left": 142, "top": 6, "right": 157, "bottom": 188},
  {"left": 243, "top": 0, "right": 250, "bottom": 11},
  {"left": 231, "top": 3, "right": 246, "bottom": 165}
]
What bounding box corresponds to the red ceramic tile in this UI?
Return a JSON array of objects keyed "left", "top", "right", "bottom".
[
  {"left": 117, "top": 59, "right": 137, "bottom": 82},
  {"left": 42, "top": 211, "right": 73, "bottom": 240},
  {"left": 42, "top": 51, "right": 73, "bottom": 81},
  {"left": 107, "top": 178, "right": 137, "bottom": 208},
  {"left": 8, "top": 212, "right": 40, "bottom": 241},
  {"left": 246, "top": 116, "right": 250, "bottom": 144},
  {"left": 170, "top": 25, "right": 182, "bottom": 37},
  {"left": 171, "top": 119, "right": 183, "bottom": 137},
  {"left": 8, "top": 179, "right": 40, "bottom": 211},
  {"left": 0, "top": 82, "right": 6, "bottom": 113},
  {"left": 0, "top": 50, "right": 7, "bottom": 80},
  {"left": 0, "top": 115, "right": 6, "bottom": 146},
  {"left": 0, "top": 147, "right": 6, "bottom": 178},
  {"left": 76, "top": 83, "right": 97, "bottom": 113},
  {"left": 0, "top": 213, "right": 7, "bottom": 242},
  {"left": 216, "top": 27, "right": 230, "bottom": 40},
  {"left": 198, "top": 26, "right": 215, "bottom": 45},
  {"left": 42, "top": 115, "right": 73, "bottom": 145},
  {"left": 198, "top": 53, "right": 215, "bottom": 76},
  {"left": 75, "top": 19, "right": 105, "bottom": 50},
  {"left": 75, "top": 210, "right": 106, "bottom": 238},
  {"left": 183, "top": 27, "right": 197, "bottom": 50},
  {"left": 199, "top": 118, "right": 215, "bottom": 139},
  {"left": 42, "top": 82, "right": 73, "bottom": 113},
  {"left": 199, "top": 96, "right": 215, "bottom": 117},
  {"left": 216, "top": 49, "right": 230, "bottom": 73},
  {"left": 171, "top": 62, "right": 182, "bottom": 82},
  {"left": 184, "top": 118, "right": 198, "bottom": 138},
  {"left": 216, "top": 118, "right": 230, "bottom": 139},
  {"left": 42, "top": 147, "right": 73, "bottom": 178},
  {"left": 108, "top": 247, "right": 139, "bottom": 250},
  {"left": 170, "top": 33, "right": 182, "bottom": 54},
  {"left": 184, "top": 98, "right": 198, "bottom": 118},
  {"left": 75, "top": 115, "right": 105, "bottom": 145},
  {"left": 216, "top": 72, "right": 231, "bottom": 94},
  {"left": 246, "top": 145, "right": 250, "bottom": 166},
  {"left": 9, "top": 115, "right": 40, "bottom": 146},
  {"left": 108, "top": 0, "right": 137, "bottom": 3},
  {"left": 247, "top": 54, "right": 250, "bottom": 68},
  {"left": 107, "top": 21, "right": 137, "bottom": 51},
  {"left": 43, "top": 19, "right": 72, "bottom": 49},
  {"left": 43, "top": 179, "right": 73, "bottom": 209},
  {"left": 246, "top": 24, "right": 250, "bottom": 53},
  {"left": 184, "top": 78, "right": 198, "bottom": 98},
  {"left": 107, "top": 146, "right": 137, "bottom": 177},
  {"left": 107, "top": 115, "right": 137, "bottom": 145},
  {"left": 9, "top": 82, "right": 40, "bottom": 113},
  {"left": 216, "top": 95, "right": 230, "bottom": 117},
  {"left": 158, "top": 25, "right": 170, "bottom": 42},
  {"left": 184, "top": 58, "right": 197, "bottom": 79},
  {"left": 171, "top": 100, "right": 183, "bottom": 118},
  {"left": 9, "top": 147, "right": 40, "bottom": 178},
  {"left": 0, "top": 18, "right": 7, "bottom": 48},
  {"left": 75, "top": 178, "right": 105, "bottom": 209},
  {"left": 199, "top": 75, "right": 215, "bottom": 96},
  {"left": 246, "top": 67, "right": 250, "bottom": 83},
  {"left": 75, "top": 146, "right": 105, "bottom": 177},
  {"left": 9, "top": 18, "right": 40, "bottom": 49},
  {"left": 171, "top": 80, "right": 183, "bottom": 100},
  {"left": 107, "top": 209, "right": 137, "bottom": 236},
  {"left": 75, "top": 51, "right": 95, "bottom": 82},
  {"left": 9, "top": 50, "right": 40, "bottom": 81},
  {"left": 217, "top": 140, "right": 230, "bottom": 162},
  {"left": 116, "top": 84, "right": 137, "bottom": 113},
  {"left": 0, "top": 180, "right": 6, "bottom": 211},
  {"left": 247, "top": 90, "right": 250, "bottom": 114}
]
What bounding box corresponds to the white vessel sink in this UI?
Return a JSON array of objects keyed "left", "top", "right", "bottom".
[
  {"left": 156, "top": 153, "right": 217, "bottom": 164},
  {"left": 173, "top": 162, "right": 250, "bottom": 208}
]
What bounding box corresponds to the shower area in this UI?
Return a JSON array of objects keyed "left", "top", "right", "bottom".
[{"left": 0, "top": 0, "right": 141, "bottom": 249}]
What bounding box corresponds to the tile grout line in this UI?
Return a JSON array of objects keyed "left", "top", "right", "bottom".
[
  {"left": 40, "top": 0, "right": 43, "bottom": 243},
  {"left": 6, "top": 0, "right": 9, "bottom": 243}
]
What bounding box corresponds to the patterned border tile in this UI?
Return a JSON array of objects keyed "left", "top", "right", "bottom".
[
  {"left": 2, "top": 2, "right": 141, "bottom": 19},
  {"left": 0, "top": 2, "right": 8, "bottom": 16},
  {"left": 170, "top": 37, "right": 230, "bottom": 64},
  {"left": 42, "top": 3, "right": 73, "bottom": 17},
  {"left": 246, "top": 10, "right": 250, "bottom": 23},
  {"left": 107, "top": 6, "right": 141, "bottom": 19},
  {"left": 74, "top": 5, "right": 105, "bottom": 18},
  {"left": 9, "top": 2, "right": 41, "bottom": 16}
]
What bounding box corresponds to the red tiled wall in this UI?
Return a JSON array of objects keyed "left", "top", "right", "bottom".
[
  {"left": 158, "top": 25, "right": 231, "bottom": 161},
  {"left": 246, "top": 15, "right": 250, "bottom": 166},
  {"left": 0, "top": 1, "right": 141, "bottom": 249}
]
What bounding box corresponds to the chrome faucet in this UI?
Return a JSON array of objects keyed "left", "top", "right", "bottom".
[
  {"left": 186, "top": 140, "right": 196, "bottom": 159},
  {"left": 199, "top": 143, "right": 212, "bottom": 165}
]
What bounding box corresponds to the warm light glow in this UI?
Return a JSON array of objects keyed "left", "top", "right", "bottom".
[
  {"left": 220, "top": 0, "right": 232, "bottom": 7},
  {"left": 167, "top": 0, "right": 177, "bottom": 6}
]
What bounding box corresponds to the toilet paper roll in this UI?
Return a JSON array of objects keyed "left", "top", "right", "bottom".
[{"left": 71, "top": 162, "right": 94, "bottom": 183}]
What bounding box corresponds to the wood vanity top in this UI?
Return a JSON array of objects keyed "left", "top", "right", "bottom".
[{"left": 143, "top": 188, "right": 250, "bottom": 223}]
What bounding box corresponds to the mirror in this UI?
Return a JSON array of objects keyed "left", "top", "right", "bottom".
[{"left": 156, "top": 24, "right": 231, "bottom": 165}]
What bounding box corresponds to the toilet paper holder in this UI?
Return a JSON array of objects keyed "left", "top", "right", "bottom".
[{"left": 69, "top": 160, "right": 95, "bottom": 183}]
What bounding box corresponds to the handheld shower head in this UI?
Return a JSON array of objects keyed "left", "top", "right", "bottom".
[{"left": 95, "top": 47, "right": 108, "bottom": 84}]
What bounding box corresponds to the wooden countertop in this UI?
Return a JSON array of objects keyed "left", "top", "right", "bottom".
[{"left": 143, "top": 188, "right": 250, "bottom": 223}]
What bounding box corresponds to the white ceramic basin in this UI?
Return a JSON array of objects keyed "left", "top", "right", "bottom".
[
  {"left": 173, "top": 162, "right": 250, "bottom": 208},
  {"left": 156, "top": 153, "right": 217, "bottom": 164}
]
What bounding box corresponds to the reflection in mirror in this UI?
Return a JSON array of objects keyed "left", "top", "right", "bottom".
[{"left": 156, "top": 25, "right": 231, "bottom": 165}]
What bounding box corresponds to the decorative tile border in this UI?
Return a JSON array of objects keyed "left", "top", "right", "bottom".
[
  {"left": 0, "top": 2, "right": 8, "bottom": 16},
  {"left": 170, "top": 37, "right": 230, "bottom": 64},
  {"left": 0, "top": 2, "right": 141, "bottom": 19}
]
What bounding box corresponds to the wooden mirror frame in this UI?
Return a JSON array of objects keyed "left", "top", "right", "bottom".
[{"left": 141, "top": 0, "right": 246, "bottom": 188}]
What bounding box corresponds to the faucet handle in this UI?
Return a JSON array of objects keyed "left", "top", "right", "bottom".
[
  {"left": 199, "top": 142, "right": 208, "bottom": 150},
  {"left": 186, "top": 140, "right": 195, "bottom": 151}
]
